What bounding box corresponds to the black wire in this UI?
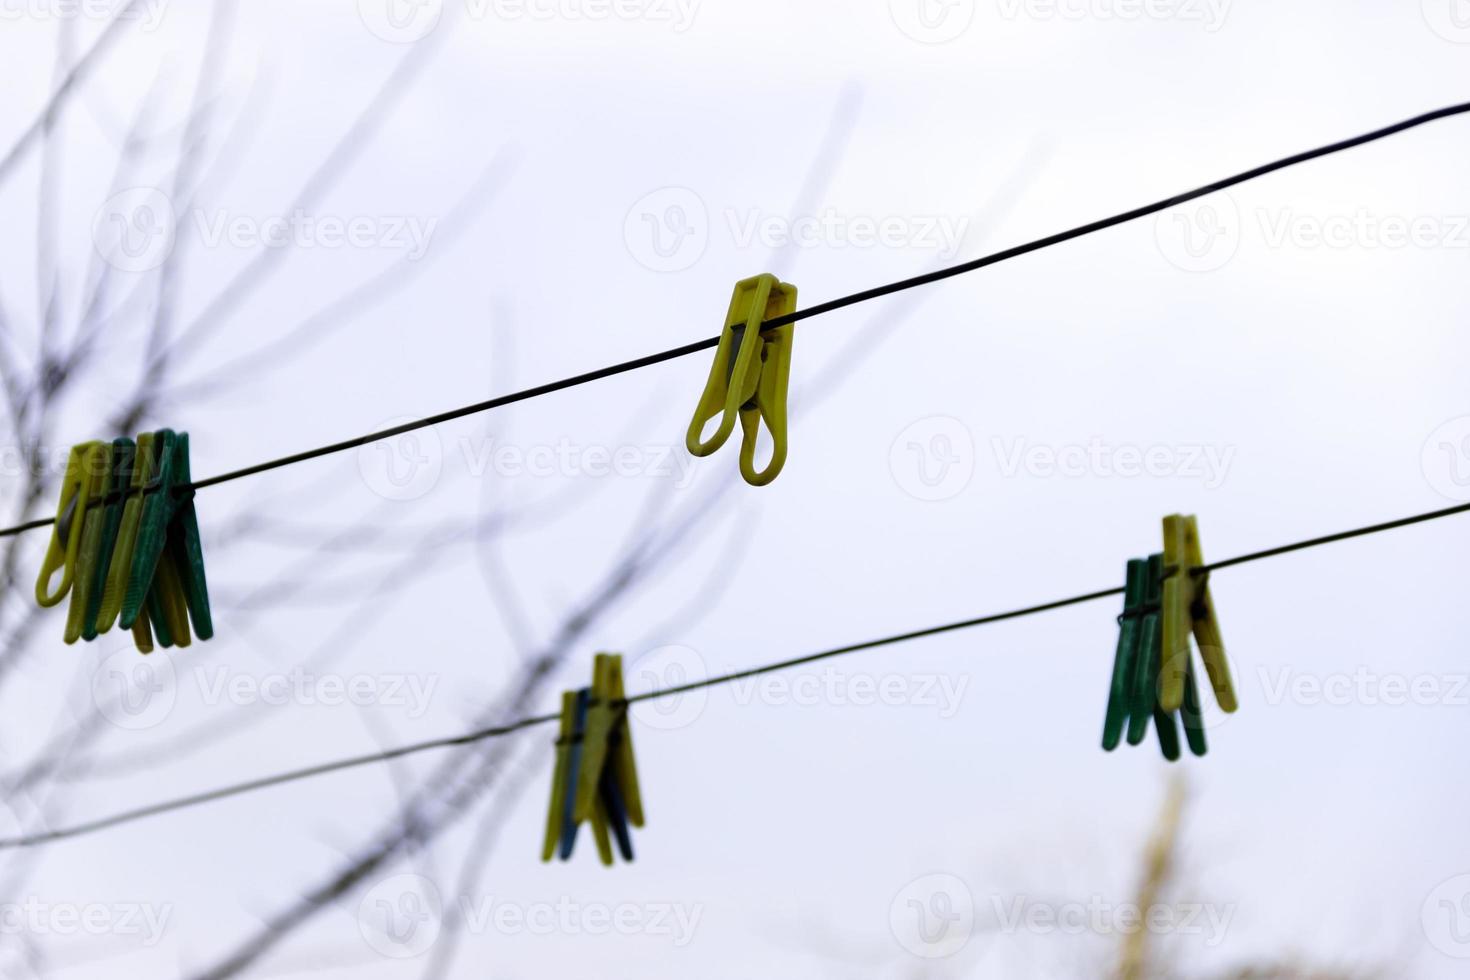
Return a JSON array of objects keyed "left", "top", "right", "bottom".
[
  {"left": 3, "top": 497, "right": 1468, "bottom": 851},
  {"left": 3, "top": 99, "right": 1468, "bottom": 540}
]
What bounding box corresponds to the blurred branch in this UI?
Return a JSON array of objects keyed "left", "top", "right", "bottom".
[
  {"left": 1117, "top": 776, "right": 1186, "bottom": 980},
  {"left": 0, "top": 0, "right": 146, "bottom": 187},
  {"left": 153, "top": 6, "right": 460, "bottom": 372}
]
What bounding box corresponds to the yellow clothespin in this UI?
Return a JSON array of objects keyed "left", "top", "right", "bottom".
[
  {"left": 686, "top": 274, "right": 797, "bottom": 486},
  {"left": 1159, "top": 514, "right": 1238, "bottom": 714},
  {"left": 541, "top": 692, "right": 577, "bottom": 862},
  {"left": 62, "top": 442, "right": 113, "bottom": 643},
  {"left": 98, "top": 432, "right": 155, "bottom": 652},
  {"left": 573, "top": 654, "right": 644, "bottom": 830},
  {"left": 542, "top": 654, "right": 644, "bottom": 866},
  {"left": 35, "top": 442, "right": 108, "bottom": 609}
]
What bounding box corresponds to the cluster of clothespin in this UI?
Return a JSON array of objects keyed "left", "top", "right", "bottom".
[
  {"left": 542, "top": 653, "right": 644, "bottom": 866},
  {"left": 687, "top": 273, "right": 797, "bottom": 487},
  {"left": 34, "top": 431, "right": 212, "bottom": 654},
  {"left": 1102, "top": 515, "right": 1237, "bottom": 761}
]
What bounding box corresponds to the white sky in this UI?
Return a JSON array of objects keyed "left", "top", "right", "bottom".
[{"left": 1, "top": 0, "right": 1470, "bottom": 977}]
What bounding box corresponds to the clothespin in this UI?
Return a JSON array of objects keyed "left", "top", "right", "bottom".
[
  {"left": 1103, "top": 554, "right": 1207, "bottom": 761},
  {"left": 541, "top": 653, "right": 644, "bottom": 866},
  {"left": 35, "top": 442, "right": 108, "bottom": 609},
  {"left": 1159, "top": 515, "right": 1236, "bottom": 716},
  {"left": 118, "top": 430, "right": 213, "bottom": 646},
  {"left": 80, "top": 439, "right": 135, "bottom": 642},
  {"left": 686, "top": 274, "right": 797, "bottom": 486},
  {"left": 99, "top": 432, "right": 157, "bottom": 652},
  {"left": 60, "top": 442, "right": 111, "bottom": 644}
]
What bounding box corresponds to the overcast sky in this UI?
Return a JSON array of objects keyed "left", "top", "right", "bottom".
[{"left": 2, "top": 1, "right": 1469, "bottom": 977}]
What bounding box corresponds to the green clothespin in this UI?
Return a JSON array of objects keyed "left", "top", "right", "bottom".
[
  {"left": 166, "top": 432, "right": 212, "bottom": 640},
  {"left": 1107, "top": 554, "right": 1206, "bottom": 762},
  {"left": 1102, "top": 559, "right": 1146, "bottom": 751},
  {"left": 1138, "top": 556, "right": 1183, "bottom": 761},
  {"left": 99, "top": 433, "right": 153, "bottom": 633},
  {"left": 81, "top": 439, "right": 134, "bottom": 641},
  {"left": 118, "top": 430, "right": 212, "bottom": 644}
]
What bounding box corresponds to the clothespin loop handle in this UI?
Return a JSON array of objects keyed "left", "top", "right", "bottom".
[{"left": 35, "top": 443, "right": 106, "bottom": 607}]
